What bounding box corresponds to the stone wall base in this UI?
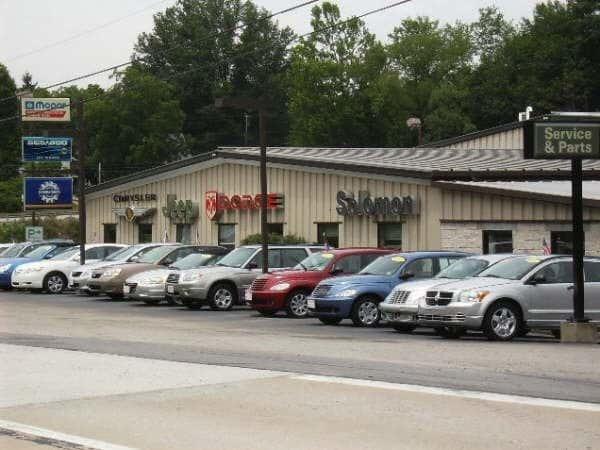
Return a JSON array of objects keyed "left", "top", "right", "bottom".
[{"left": 560, "top": 322, "right": 599, "bottom": 344}]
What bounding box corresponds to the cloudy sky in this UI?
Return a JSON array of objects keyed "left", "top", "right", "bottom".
[{"left": 0, "top": 0, "right": 542, "bottom": 89}]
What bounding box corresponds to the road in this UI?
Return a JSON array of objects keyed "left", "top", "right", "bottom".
[{"left": 1, "top": 291, "right": 599, "bottom": 450}]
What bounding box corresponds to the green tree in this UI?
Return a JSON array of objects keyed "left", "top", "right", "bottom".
[
  {"left": 134, "top": 0, "right": 293, "bottom": 150},
  {"left": 0, "top": 64, "right": 21, "bottom": 212},
  {"left": 85, "top": 67, "right": 185, "bottom": 174}
]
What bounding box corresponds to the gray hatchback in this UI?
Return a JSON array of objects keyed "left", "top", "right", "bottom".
[{"left": 415, "top": 255, "right": 600, "bottom": 341}]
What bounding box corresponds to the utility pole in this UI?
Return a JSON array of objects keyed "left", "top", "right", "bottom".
[
  {"left": 215, "top": 97, "right": 269, "bottom": 273},
  {"left": 244, "top": 113, "right": 250, "bottom": 146},
  {"left": 77, "top": 101, "right": 87, "bottom": 265}
]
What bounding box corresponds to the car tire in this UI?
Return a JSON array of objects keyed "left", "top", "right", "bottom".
[
  {"left": 483, "top": 301, "right": 522, "bottom": 341},
  {"left": 351, "top": 297, "right": 381, "bottom": 327},
  {"left": 318, "top": 317, "right": 342, "bottom": 326},
  {"left": 43, "top": 272, "right": 67, "bottom": 294},
  {"left": 257, "top": 309, "right": 277, "bottom": 317},
  {"left": 107, "top": 293, "right": 123, "bottom": 300},
  {"left": 166, "top": 296, "right": 177, "bottom": 306},
  {"left": 208, "top": 283, "right": 235, "bottom": 311},
  {"left": 434, "top": 326, "right": 465, "bottom": 339},
  {"left": 392, "top": 324, "right": 416, "bottom": 333},
  {"left": 285, "top": 290, "right": 310, "bottom": 318}
]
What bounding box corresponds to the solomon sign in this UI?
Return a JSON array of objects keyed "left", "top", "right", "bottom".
[{"left": 336, "top": 191, "right": 418, "bottom": 217}]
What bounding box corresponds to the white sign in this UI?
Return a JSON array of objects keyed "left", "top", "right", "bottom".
[
  {"left": 21, "top": 98, "right": 71, "bottom": 122},
  {"left": 25, "top": 226, "right": 43, "bottom": 242}
]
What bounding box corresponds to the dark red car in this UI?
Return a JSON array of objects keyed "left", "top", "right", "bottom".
[{"left": 245, "top": 248, "right": 393, "bottom": 318}]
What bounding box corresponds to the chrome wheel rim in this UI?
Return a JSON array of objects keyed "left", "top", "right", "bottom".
[
  {"left": 214, "top": 288, "right": 233, "bottom": 309},
  {"left": 358, "top": 301, "right": 379, "bottom": 325},
  {"left": 491, "top": 307, "right": 516, "bottom": 338},
  {"left": 47, "top": 275, "right": 64, "bottom": 293},
  {"left": 289, "top": 292, "right": 308, "bottom": 317}
]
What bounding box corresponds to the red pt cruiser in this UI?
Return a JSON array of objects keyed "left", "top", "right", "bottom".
[{"left": 246, "top": 248, "right": 393, "bottom": 318}]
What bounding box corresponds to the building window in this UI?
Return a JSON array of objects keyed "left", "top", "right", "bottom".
[
  {"left": 483, "top": 230, "right": 513, "bottom": 254},
  {"left": 218, "top": 224, "right": 236, "bottom": 249},
  {"left": 267, "top": 223, "right": 284, "bottom": 236},
  {"left": 377, "top": 223, "right": 402, "bottom": 249},
  {"left": 317, "top": 223, "right": 339, "bottom": 248},
  {"left": 176, "top": 224, "right": 191, "bottom": 244},
  {"left": 138, "top": 223, "right": 153, "bottom": 243},
  {"left": 551, "top": 231, "right": 577, "bottom": 255},
  {"left": 103, "top": 224, "right": 116, "bottom": 243}
]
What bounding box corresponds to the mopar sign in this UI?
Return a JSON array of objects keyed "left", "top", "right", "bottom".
[
  {"left": 22, "top": 137, "right": 72, "bottom": 162},
  {"left": 24, "top": 177, "right": 73, "bottom": 209},
  {"left": 21, "top": 98, "right": 71, "bottom": 122}
]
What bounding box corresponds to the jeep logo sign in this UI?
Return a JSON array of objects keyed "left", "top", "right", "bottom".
[{"left": 336, "top": 190, "right": 418, "bottom": 217}]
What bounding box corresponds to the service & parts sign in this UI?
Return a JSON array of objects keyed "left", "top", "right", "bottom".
[{"left": 525, "top": 121, "right": 600, "bottom": 159}]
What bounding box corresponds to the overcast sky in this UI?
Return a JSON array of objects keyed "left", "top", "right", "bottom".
[{"left": 0, "top": 0, "right": 542, "bottom": 90}]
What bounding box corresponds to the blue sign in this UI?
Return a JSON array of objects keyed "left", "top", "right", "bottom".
[
  {"left": 22, "top": 137, "right": 72, "bottom": 162},
  {"left": 24, "top": 177, "right": 73, "bottom": 209}
]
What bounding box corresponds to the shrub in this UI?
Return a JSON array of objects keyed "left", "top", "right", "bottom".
[{"left": 241, "top": 233, "right": 308, "bottom": 245}]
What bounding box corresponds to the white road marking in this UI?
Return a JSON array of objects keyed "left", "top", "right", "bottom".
[
  {"left": 293, "top": 374, "right": 600, "bottom": 412},
  {"left": 0, "top": 419, "right": 137, "bottom": 450}
]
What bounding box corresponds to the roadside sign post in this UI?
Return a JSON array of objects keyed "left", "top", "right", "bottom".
[
  {"left": 25, "top": 226, "right": 43, "bottom": 242},
  {"left": 524, "top": 116, "right": 600, "bottom": 341}
]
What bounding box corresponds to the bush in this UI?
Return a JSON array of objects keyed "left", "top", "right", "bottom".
[
  {"left": 241, "top": 233, "right": 308, "bottom": 245},
  {"left": 0, "top": 216, "right": 79, "bottom": 243}
]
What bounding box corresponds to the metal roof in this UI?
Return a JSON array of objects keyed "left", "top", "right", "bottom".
[{"left": 418, "top": 121, "right": 524, "bottom": 148}]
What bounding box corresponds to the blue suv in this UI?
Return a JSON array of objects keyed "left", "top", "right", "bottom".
[{"left": 307, "top": 251, "right": 468, "bottom": 327}]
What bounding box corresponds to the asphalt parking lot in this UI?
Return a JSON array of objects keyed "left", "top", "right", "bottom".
[{"left": 1, "top": 290, "right": 600, "bottom": 450}]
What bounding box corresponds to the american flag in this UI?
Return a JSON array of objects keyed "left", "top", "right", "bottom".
[{"left": 542, "top": 238, "right": 551, "bottom": 255}]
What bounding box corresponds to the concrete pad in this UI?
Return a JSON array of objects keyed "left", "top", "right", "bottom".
[
  {"left": 0, "top": 344, "right": 284, "bottom": 408},
  {"left": 561, "top": 322, "right": 599, "bottom": 343}
]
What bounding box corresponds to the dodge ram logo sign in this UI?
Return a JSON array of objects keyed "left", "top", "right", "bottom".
[{"left": 205, "top": 191, "right": 220, "bottom": 220}]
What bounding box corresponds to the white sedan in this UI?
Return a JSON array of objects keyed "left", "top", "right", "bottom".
[{"left": 11, "top": 244, "right": 126, "bottom": 294}]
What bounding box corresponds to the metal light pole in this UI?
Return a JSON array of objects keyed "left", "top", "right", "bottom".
[
  {"left": 215, "top": 97, "right": 269, "bottom": 273},
  {"left": 406, "top": 117, "right": 423, "bottom": 146},
  {"left": 77, "top": 101, "right": 87, "bottom": 265}
]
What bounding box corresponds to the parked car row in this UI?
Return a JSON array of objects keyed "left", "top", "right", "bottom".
[{"left": 2, "top": 241, "right": 599, "bottom": 341}]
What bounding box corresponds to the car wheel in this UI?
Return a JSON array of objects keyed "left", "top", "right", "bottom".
[
  {"left": 434, "top": 326, "right": 465, "bottom": 339},
  {"left": 208, "top": 283, "right": 235, "bottom": 311},
  {"left": 257, "top": 309, "right": 277, "bottom": 317},
  {"left": 166, "top": 296, "right": 177, "bottom": 306},
  {"left": 483, "top": 301, "right": 521, "bottom": 341},
  {"left": 44, "top": 273, "right": 66, "bottom": 294},
  {"left": 107, "top": 293, "right": 123, "bottom": 300},
  {"left": 286, "top": 290, "right": 310, "bottom": 318},
  {"left": 392, "top": 324, "right": 416, "bottom": 333},
  {"left": 351, "top": 297, "right": 381, "bottom": 327},
  {"left": 318, "top": 317, "right": 342, "bottom": 325},
  {"left": 551, "top": 329, "right": 561, "bottom": 339}
]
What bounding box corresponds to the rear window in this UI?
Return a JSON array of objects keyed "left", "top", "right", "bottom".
[{"left": 360, "top": 254, "right": 407, "bottom": 276}]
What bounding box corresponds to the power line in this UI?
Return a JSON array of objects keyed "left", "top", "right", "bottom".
[
  {"left": 5, "top": 0, "right": 172, "bottom": 62},
  {"left": 0, "top": 0, "right": 320, "bottom": 105},
  {"left": 0, "top": 0, "right": 415, "bottom": 124}
]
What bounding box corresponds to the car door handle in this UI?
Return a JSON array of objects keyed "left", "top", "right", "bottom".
[{"left": 567, "top": 285, "right": 574, "bottom": 291}]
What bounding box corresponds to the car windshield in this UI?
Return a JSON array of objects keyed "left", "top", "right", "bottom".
[
  {"left": 172, "top": 253, "right": 219, "bottom": 269},
  {"left": 216, "top": 247, "right": 256, "bottom": 268},
  {"left": 51, "top": 249, "right": 79, "bottom": 260},
  {"left": 137, "top": 246, "right": 178, "bottom": 264},
  {"left": 359, "top": 255, "right": 405, "bottom": 276},
  {"left": 477, "top": 256, "right": 543, "bottom": 280},
  {"left": 22, "top": 245, "right": 55, "bottom": 259},
  {"left": 103, "top": 246, "right": 133, "bottom": 261},
  {"left": 295, "top": 252, "right": 335, "bottom": 271},
  {"left": 2, "top": 244, "right": 26, "bottom": 258},
  {"left": 436, "top": 258, "right": 490, "bottom": 279}
]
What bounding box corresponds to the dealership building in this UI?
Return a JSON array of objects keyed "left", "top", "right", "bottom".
[{"left": 85, "top": 122, "right": 600, "bottom": 255}]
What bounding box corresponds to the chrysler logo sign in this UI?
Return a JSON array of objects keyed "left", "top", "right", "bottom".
[{"left": 336, "top": 190, "right": 418, "bottom": 217}]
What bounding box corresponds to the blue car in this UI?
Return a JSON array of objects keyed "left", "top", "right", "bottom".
[
  {"left": 307, "top": 251, "right": 469, "bottom": 327},
  {"left": 0, "top": 243, "right": 74, "bottom": 289}
]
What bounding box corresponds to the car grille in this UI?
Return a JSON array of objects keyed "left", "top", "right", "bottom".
[
  {"left": 312, "top": 284, "right": 332, "bottom": 298},
  {"left": 91, "top": 272, "right": 102, "bottom": 279},
  {"left": 417, "top": 313, "right": 465, "bottom": 323},
  {"left": 250, "top": 277, "right": 268, "bottom": 292},
  {"left": 425, "top": 291, "right": 454, "bottom": 306},
  {"left": 388, "top": 290, "right": 410, "bottom": 304},
  {"left": 166, "top": 273, "right": 180, "bottom": 284},
  {"left": 71, "top": 271, "right": 82, "bottom": 278}
]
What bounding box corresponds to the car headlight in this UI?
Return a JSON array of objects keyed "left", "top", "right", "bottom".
[
  {"left": 458, "top": 290, "right": 490, "bottom": 303},
  {"left": 144, "top": 275, "right": 167, "bottom": 284},
  {"left": 181, "top": 271, "right": 202, "bottom": 282},
  {"left": 101, "top": 268, "right": 122, "bottom": 278},
  {"left": 24, "top": 266, "right": 44, "bottom": 273},
  {"left": 0, "top": 264, "right": 11, "bottom": 273},
  {"left": 270, "top": 282, "right": 290, "bottom": 291},
  {"left": 334, "top": 288, "right": 358, "bottom": 298}
]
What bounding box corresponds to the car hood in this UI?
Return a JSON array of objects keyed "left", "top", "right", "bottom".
[
  {"left": 425, "top": 277, "right": 517, "bottom": 292},
  {"left": 0, "top": 257, "right": 36, "bottom": 265},
  {"left": 127, "top": 268, "right": 173, "bottom": 282},
  {"left": 324, "top": 274, "right": 394, "bottom": 287},
  {"left": 267, "top": 269, "right": 325, "bottom": 282},
  {"left": 74, "top": 260, "right": 126, "bottom": 273}
]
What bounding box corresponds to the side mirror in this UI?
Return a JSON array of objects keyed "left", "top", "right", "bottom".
[
  {"left": 43, "top": 254, "right": 53, "bottom": 259},
  {"left": 162, "top": 258, "right": 174, "bottom": 266},
  {"left": 247, "top": 262, "right": 258, "bottom": 270},
  {"left": 129, "top": 256, "right": 139, "bottom": 262},
  {"left": 528, "top": 274, "right": 546, "bottom": 285},
  {"left": 400, "top": 272, "right": 415, "bottom": 281},
  {"left": 330, "top": 267, "right": 343, "bottom": 275}
]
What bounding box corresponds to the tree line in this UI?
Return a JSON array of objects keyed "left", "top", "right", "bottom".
[{"left": 0, "top": 0, "right": 598, "bottom": 212}]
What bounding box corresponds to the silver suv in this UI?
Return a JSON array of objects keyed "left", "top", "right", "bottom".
[
  {"left": 415, "top": 255, "right": 600, "bottom": 341},
  {"left": 172, "top": 245, "right": 325, "bottom": 310}
]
